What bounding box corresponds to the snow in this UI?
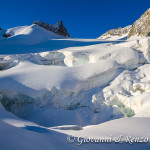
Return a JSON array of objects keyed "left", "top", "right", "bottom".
[
  {"left": 103, "top": 64, "right": 150, "bottom": 117},
  {"left": 0, "top": 24, "right": 109, "bottom": 54},
  {"left": 98, "top": 33, "right": 128, "bottom": 40},
  {"left": 1, "top": 23, "right": 150, "bottom": 149},
  {"left": 55, "top": 117, "right": 150, "bottom": 138},
  {"left": 0, "top": 42, "right": 140, "bottom": 117}
]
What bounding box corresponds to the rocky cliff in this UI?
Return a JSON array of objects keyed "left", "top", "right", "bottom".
[{"left": 33, "top": 20, "right": 71, "bottom": 38}]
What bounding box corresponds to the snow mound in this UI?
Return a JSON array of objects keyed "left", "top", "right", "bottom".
[{"left": 2, "top": 24, "right": 64, "bottom": 45}]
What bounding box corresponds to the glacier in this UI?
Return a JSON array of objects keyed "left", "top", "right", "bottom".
[{"left": 1, "top": 21, "right": 150, "bottom": 150}]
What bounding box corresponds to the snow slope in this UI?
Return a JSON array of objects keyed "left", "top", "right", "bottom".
[
  {"left": 1, "top": 24, "right": 65, "bottom": 44},
  {"left": 0, "top": 24, "right": 109, "bottom": 54}
]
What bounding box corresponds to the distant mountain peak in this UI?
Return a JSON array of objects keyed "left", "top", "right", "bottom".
[
  {"left": 98, "top": 8, "right": 150, "bottom": 40},
  {"left": 33, "top": 20, "right": 71, "bottom": 37},
  {"left": 57, "top": 20, "right": 63, "bottom": 26}
]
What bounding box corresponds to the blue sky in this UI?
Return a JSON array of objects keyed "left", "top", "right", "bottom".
[{"left": 0, "top": 0, "right": 150, "bottom": 38}]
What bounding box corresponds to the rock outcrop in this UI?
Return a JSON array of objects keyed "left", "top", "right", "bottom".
[
  {"left": 98, "top": 25, "right": 131, "bottom": 40},
  {"left": 33, "top": 20, "right": 71, "bottom": 37},
  {"left": 3, "top": 32, "right": 11, "bottom": 38},
  {"left": 127, "top": 8, "right": 150, "bottom": 38},
  {"left": 0, "top": 28, "right": 11, "bottom": 38}
]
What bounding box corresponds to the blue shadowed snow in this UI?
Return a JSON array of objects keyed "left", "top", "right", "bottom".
[
  {"left": 0, "top": 39, "right": 120, "bottom": 55},
  {"left": 23, "top": 126, "right": 49, "bottom": 133}
]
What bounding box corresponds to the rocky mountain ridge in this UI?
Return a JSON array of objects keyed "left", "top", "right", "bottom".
[
  {"left": 99, "top": 8, "right": 150, "bottom": 40},
  {"left": 128, "top": 8, "right": 150, "bottom": 38},
  {"left": 98, "top": 25, "right": 131, "bottom": 40}
]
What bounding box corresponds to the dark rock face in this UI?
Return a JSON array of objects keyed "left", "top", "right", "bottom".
[
  {"left": 3, "top": 33, "right": 11, "bottom": 38},
  {"left": 0, "top": 27, "right": 12, "bottom": 38},
  {"left": 33, "top": 20, "right": 71, "bottom": 37}
]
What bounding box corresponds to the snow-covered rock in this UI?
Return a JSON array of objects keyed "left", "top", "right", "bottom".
[{"left": 1, "top": 24, "right": 67, "bottom": 45}]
